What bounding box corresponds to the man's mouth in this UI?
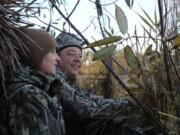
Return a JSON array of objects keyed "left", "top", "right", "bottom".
[{"left": 71, "top": 65, "right": 80, "bottom": 70}]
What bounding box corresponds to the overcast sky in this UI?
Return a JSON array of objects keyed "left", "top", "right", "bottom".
[
  {"left": 62, "top": 0, "right": 157, "bottom": 41},
  {"left": 28, "top": 0, "right": 157, "bottom": 43}
]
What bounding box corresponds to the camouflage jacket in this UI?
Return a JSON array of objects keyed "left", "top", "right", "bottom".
[
  {"left": 0, "top": 66, "right": 65, "bottom": 135},
  {"left": 51, "top": 69, "right": 132, "bottom": 121}
]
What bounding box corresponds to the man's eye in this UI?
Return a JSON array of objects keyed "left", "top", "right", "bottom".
[{"left": 68, "top": 53, "right": 75, "bottom": 56}]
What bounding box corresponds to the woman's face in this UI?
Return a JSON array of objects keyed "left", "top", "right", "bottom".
[{"left": 38, "top": 50, "right": 60, "bottom": 75}]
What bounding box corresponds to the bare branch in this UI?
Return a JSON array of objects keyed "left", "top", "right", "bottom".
[
  {"left": 158, "top": 0, "right": 175, "bottom": 101},
  {"left": 67, "top": 0, "right": 80, "bottom": 19}
]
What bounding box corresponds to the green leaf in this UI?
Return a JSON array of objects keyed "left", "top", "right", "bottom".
[
  {"left": 154, "top": 9, "right": 159, "bottom": 27},
  {"left": 141, "top": 7, "right": 156, "bottom": 27},
  {"left": 136, "top": 12, "right": 156, "bottom": 32},
  {"left": 125, "top": 0, "right": 134, "bottom": 8},
  {"left": 111, "top": 28, "right": 114, "bottom": 34},
  {"left": 43, "top": 14, "right": 46, "bottom": 19},
  {"left": 85, "top": 36, "right": 122, "bottom": 48},
  {"left": 107, "top": 16, "right": 111, "bottom": 30},
  {"left": 141, "top": 25, "right": 156, "bottom": 44},
  {"left": 124, "top": 45, "right": 140, "bottom": 70},
  {"left": 104, "top": 28, "right": 113, "bottom": 37},
  {"left": 115, "top": 4, "right": 128, "bottom": 34},
  {"left": 93, "top": 46, "right": 116, "bottom": 60},
  {"left": 172, "top": 35, "right": 180, "bottom": 49},
  {"left": 145, "top": 45, "right": 153, "bottom": 56},
  {"left": 38, "top": 7, "right": 41, "bottom": 16},
  {"left": 63, "top": 22, "right": 66, "bottom": 31}
]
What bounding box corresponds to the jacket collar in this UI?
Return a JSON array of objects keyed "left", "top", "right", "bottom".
[{"left": 5, "top": 65, "right": 53, "bottom": 99}]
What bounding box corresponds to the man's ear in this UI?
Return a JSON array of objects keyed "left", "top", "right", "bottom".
[{"left": 57, "top": 57, "right": 63, "bottom": 67}]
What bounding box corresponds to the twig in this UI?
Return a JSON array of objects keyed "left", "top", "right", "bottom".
[
  {"left": 67, "top": 0, "right": 80, "bottom": 19},
  {"left": 88, "top": 0, "right": 118, "bottom": 6},
  {"left": 158, "top": 0, "right": 175, "bottom": 101},
  {"left": 15, "top": 0, "right": 37, "bottom": 14},
  {"left": 81, "top": 17, "right": 96, "bottom": 33},
  {"left": 32, "top": 12, "right": 62, "bottom": 32},
  {"left": 168, "top": 50, "right": 180, "bottom": 82},
  {"left": 96, "top": 0, "right": 105, "bottom": 38},
  {"left": 101, "top": 0, "right": 118, "bottom": 6}
]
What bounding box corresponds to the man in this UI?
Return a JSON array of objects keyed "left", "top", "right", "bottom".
[
  {"left": 50, "top": 32, "right": 143, "bottom": 135},
  {"left": 55, "top": 32, "right": 82, "bottom": 87}
]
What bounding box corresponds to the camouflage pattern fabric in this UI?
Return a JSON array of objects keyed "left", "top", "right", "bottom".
[
  {"left": 50, "top": 70, "right": 162, "bottom": 135},
  {"left": 49, "top": 69, "right": 134, "bottom": 135},
  {"left": 56, "top": 32, "right": 82, "bottom": 52},
  {"left": 0, "top": 65, "right": 65, "bottom": 135},
  {"left": 51, "top": 69, "right": 132, "bottom": 121}
]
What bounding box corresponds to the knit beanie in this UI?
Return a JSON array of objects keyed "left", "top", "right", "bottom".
[
  {"left": 18, "top": 28, "right": 57, "bottom": 68},
  {"left": 56, "top": 32, "right": 82, "bottom": 52}
]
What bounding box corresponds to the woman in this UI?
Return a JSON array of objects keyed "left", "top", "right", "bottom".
[{"left": 0, "top": 28, "right": 65, "bottom": 135}]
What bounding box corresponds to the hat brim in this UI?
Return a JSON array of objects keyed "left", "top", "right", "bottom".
[{"left": 56, "top": 44, "right": 82, "bottom": 52}]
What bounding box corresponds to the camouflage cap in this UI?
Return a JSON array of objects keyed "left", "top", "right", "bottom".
[{"left": 56, "top": 32, "right": 82, "bottom": 52}]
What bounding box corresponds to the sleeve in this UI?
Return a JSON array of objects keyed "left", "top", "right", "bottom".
[
  {"left": 90, "top": 95, "right": 131, "bottom": 109},
  {"left": 8, "top": 86, "right": 63, "bottom": 135},
  {"left": 52, "top": 79, "right": 132, "bottom": 121}
]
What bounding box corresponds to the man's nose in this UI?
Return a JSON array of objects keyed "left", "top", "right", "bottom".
[{"left": 74, "top": 55, "right": 81, "bottom": 62}]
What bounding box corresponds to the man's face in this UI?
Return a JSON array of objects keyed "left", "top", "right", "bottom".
[{"left": 57, "top": 46, "right": 82, "bottom": 77}]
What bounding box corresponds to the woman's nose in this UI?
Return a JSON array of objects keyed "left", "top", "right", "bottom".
[{"left": 55, "top": 53, "right": 60, "bottom": 61}]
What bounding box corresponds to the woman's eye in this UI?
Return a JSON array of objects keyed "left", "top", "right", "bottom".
[{"left": 51, "top": 49, "right": 56, "bottom": 53}]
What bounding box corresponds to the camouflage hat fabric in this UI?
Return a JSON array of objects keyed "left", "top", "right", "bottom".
[{"left": 56, "top": 32, "right": 82, "bottom": 52}]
